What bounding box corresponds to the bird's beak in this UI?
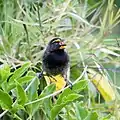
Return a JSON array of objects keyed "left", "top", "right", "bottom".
[
  {"left": 59, "top": 45, "right": 66, "bottom": 49},
  {"left": 59, "top": 41, "right": 66, "bottom": 49}
]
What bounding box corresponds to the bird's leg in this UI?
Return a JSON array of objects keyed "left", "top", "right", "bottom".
[
  {"left": 65, "top": 67, "right": 73, "bottom": 89},
  {"left": 36, "top": 71, "right": 44, "bottom": 79},
  {"left": 66, "top": 79, "right": 73, "bottom": 89},
  {"left": 36, "top": 71, "right": 44, "bottom": 95}
]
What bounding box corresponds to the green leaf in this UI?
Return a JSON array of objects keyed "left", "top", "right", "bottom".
[
  {"left": 88, "top": 0, "right": 102, "bottom": 6},
  {"left": 102, "top": 114, "right": 112, "bottom": 120},
  {"left": 50, "top": 80, "right": 86, "bottom": 119},
  {"left": 51, "top": 93, "right": 81, "bottom": 120},
  {"left": 27, "top": 77, "right": 39, "bottom": 101},
  {"left": 56, "top": 88, "right": 74, "bottom": 105},
  {"left": 72, "top": 80, "right": 87, "bottom": 93},
  {"left": 39, "top": 83, "right": 56, "bottom": 98},
  {"left": 13, "top": 114, "right": 23, "bottom": 120},
  {"left": 115, "top": 0, "right": 120, "bottom": 8},
  {"left": 74, "top": 102, "right": 88, "bottom": 120},
  {"left": 56, "top": 80, "right": 86, "bottom": 105},
  {"left": 0, "top": 64, "right": 11, "bottom": 84},
  {"left": 27, "top": 70, "right": 36, "bottom": 76},
  {"left": 9, "top": 62, "right": 31, "bottom": 83},
  {"left": 16, "top": 83, "right": 27, "bottom": 105},
  {"left": 11, "top": 104, "right": 25, "bottom": 114},
  {"left": 85, "top": 111, "right": 98, "bottom": 120},
  {"left": 18, "top": 76, "right": 35, "bottom": 84},
  {"left": 6, "top": 76, "right": 35, "bottom": 92},
  {"left": 43, "top": 97, "right": 53, "bottom": 119},
  {"left": 6, "top": 62, "right": 31, "bottom": 92},
  {"left": 28, "top": 84, "right": 56, "bottom": 119},
  {"left": 0, "top": 89, "right": 12, "bottom": 109},
  {"left": 71, "top": 66, "right": 82, "bottom": 79},
  {"left": 6, "top": 83, "right": 16, "bottom": 92},
  {"left": 26, "top": 77, "right": 39, "bottom": 116}
]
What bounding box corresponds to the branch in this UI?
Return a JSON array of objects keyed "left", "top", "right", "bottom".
[{"left": 25, "top": 65, "right": 88, "bottom": 106}]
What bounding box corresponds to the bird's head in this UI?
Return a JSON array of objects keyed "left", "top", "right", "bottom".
[{"left": 47, "top": 38, "right": 66, "bottom": 52}]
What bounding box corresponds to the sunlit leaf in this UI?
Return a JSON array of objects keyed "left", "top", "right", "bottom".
[
  {"left": 51, "top": 93, "right": 82, "bottom": 119},
  {"left": 18, "top": 76, "right": 35, "bottom": 84},
  {"left": 16, "top": 83, "right": 27, "bottom": 105},
  {"left": 100, "top": 48, "right": 120, "bottom": 57},
  {"left": 9, "top": 62, "right": 31, "bottom": 83},
  {"left": 0, "top": 89, "right": 12, "bottom": 109},
  {"left": 0, "top": 64, "right": 11, "bottom": 84},
  {"left": 85, "top": 111, "right": 98, "bottom": 120}
]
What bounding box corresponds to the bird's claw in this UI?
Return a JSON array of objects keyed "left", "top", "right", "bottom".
[
  {"left": 36, "top": 72, "right": 43, "bottom": 79},
  {"left": 67, "top": 80, "right": 73, "bottom": 90}
]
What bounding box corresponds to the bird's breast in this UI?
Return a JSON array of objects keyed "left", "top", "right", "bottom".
[{"left": 46, "top": 52, "right": 69, "bottom": 67}]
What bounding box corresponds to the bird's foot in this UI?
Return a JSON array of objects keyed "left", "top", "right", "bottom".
[
  {"left": 67, "top": 80, "right": 73, "bottom": 90},
  {"left": 36, "top": 72, "right": 43, "bottom": 79}
]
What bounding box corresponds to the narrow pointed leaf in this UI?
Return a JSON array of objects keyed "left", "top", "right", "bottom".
[
  {"left": 16, "top": 83, "right": 27, "bottom": 105},
  {"left": 0, "top": 89, "right": 12, "bottom": 109}
]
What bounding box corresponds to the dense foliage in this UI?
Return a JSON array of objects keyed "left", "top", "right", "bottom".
[{"left": 0, "top": 0, "right": 120, "bottom": 119}]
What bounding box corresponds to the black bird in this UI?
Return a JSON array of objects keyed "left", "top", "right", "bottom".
[{"left": 42, "top": 38, "right": 71, "bottom": 91}]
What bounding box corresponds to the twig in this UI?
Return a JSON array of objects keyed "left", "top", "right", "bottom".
[
  {"left": 0, "top": 77, "right": 37, "bottom": 118},
  {"left": 0, "top": 110, "right": 8, "bottom": 119},
  {"left": 24, "top": 66, "right": 88, "bottom": 106},
  {"left": 0, "top": 66, "right": 87, "bottom": 117},
  {"left": 21, "top": 3, "right": 32, "bottom": 60},
  {"left": 23, "top": 24, "right": 30, "bottom": 46},
  {"left": 25, "top": 77, "right": 37, "bottom": 92},
  {"left": 37, "top": 4, "right": 43, "bottom": 34},
  {"left": 37, "top": 3, "right": 45, "bottom": 45}
]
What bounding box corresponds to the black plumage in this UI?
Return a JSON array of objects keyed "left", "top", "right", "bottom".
[
  {"left": 42, "top": 38, "right": 69, "bottom": 86},
  {"left": 42, "top": 38, "right": 69, "bottom": 78}
]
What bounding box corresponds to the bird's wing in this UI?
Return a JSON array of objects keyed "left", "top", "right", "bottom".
[{"left": 44, "top": 73, "right": 66, "bottom": 91}]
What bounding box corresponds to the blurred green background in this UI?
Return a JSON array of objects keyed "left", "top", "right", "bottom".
[{"left": 0, "top": 0, "right": 120, "bottom": 119}]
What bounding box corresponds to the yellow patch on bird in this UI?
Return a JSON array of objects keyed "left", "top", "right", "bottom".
[
  {"left": 44, "top": 74, "right": 66, "bottom": 91},
  {"left": 52, "top": 39, "right": 61, "bottom": 43}
]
